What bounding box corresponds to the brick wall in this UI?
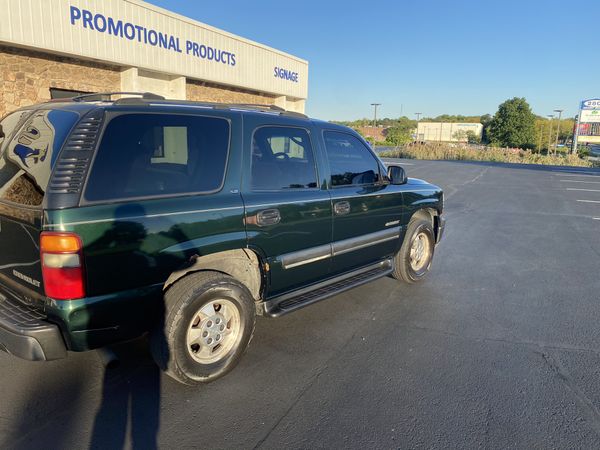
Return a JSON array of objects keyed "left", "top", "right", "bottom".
[
  {"left": 186, "top": 79, "right": 276, "bottom": 105},
  {"left": 0, "top": 45, "right": 120, "bottom": 117},
  {"left": 355, "top": 126, "right": 389, "bottom": 143},
  {"left": 0, "top": 44, "right": 279, "bottom": 119}
]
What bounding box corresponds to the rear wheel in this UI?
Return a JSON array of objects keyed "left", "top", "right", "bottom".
[
  {"left": 151, "top": 271, "right": 256, "bottom": 385},
  {"left": 392, "top": 216, "right": 435, "bottom": 283}
]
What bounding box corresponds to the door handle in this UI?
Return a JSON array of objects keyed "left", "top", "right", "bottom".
[
  {"left": 256, "top": 208, "right": 281, "bottom": 226},
  {"left": 334, "top": 201, "right": 351, "bottom": 215}
]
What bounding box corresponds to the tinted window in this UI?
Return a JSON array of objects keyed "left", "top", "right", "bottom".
[
  {"left": 251, "top": 127, "right": 317, "bottom": 190},
  {"left": 85, "top": 114, "right": 229, "bottom": 202},
  {"left": 323, "top": 131, "right": 381, "bottom": 187},
  {"left": 0, "top": 109, "right": 78, "bottom": 206}
]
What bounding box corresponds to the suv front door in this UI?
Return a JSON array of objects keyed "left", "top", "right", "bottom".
[
  {"left": 241, "top": 117, "right": 332, "bottom": 298},
  {"left": 321, "top": 130, "right": 403, "bottom": 276}
]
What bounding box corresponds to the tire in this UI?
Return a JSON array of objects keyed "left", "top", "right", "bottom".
[
  {"left": 151, "top": 271, "right": 256, "bottom": 385},
  {"left": 391, "top": 216, "right": 435, "bottom": 283}
]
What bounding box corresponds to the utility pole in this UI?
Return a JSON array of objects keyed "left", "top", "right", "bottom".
[
  {"left": 553, "top": 109, "right": 563, "bottom": 155},
  {"left": 370, "top": 103, "right": 381, "bottom": 128},
  {"left": 415, "top": 112, "right": 422, "bottom": 142},
  {"left": 547, "top": 114, "right": 554, "bottom": 155},
  {"left": 572, "top": 112, "right": 581, "bottom": 155}
]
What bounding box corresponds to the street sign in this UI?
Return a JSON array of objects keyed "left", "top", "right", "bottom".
[
  {"left": 580, "top": 109, "right": 600, "bottom": 123},
  {"left": 581, "top": 99, "right": 600, "bottom": 110}
]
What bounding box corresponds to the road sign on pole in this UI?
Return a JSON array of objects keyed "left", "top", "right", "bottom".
[{"left": 572, "top": 98, "right": 600, "bottom": 153}]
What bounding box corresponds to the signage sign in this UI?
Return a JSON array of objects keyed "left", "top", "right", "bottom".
[
  {"left": 580, "top": 109, "right": 600, "bottom": 123},
  {"left": 581, "top": 99, "right": 600, "bottom": 110},
  {"left": 69, "top": 7, "right": 238, "bottom": 67}
]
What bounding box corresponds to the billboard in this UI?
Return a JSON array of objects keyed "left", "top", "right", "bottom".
[{"left": 574, "top": 98, "right": 600, "bottom": 146}]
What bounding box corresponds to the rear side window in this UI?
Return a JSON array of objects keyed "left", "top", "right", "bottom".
[
  {"left": 323, "top": 131, "right": 381, "bottom": 187},
  {"left": 251, "top": 126, "right": 318, "bottom": 190},
  {"left": 85, "top": 114, "right": 230, "bottom": 202},
  {"left": 0, "top": 109, "right": 79, "bottom": 206}
]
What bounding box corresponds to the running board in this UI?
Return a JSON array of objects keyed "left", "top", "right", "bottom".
[{"left": 263, "top": 259, "right": 393, "bottom": 317}]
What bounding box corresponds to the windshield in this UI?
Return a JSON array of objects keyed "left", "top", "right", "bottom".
[{"left": 0, "top": 109, "right": 79, "bottom": 206}]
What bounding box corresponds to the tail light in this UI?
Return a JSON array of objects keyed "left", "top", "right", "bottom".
[{"left": 40, "top": 232, "right": 86, "bottom": 300}]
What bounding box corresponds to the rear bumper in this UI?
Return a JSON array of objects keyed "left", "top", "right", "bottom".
[
  {"left": 0, "top": 290, "right": 67, "bottom": 361},
  {"left": 436, "top": 215, "right": 446, "bottom": 244}
]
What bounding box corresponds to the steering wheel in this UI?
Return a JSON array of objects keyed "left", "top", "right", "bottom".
[{"left": 272, "top": 152, "right": 290, "bottom": 161}]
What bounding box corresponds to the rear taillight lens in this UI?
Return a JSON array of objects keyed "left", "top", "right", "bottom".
[{"left": 40, "top": 232, "right": 85, "bottom": 300}]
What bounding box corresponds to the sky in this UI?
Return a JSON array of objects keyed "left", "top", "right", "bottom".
[{"left": 146, "top": 0, "right": 599, "bottom": 121}]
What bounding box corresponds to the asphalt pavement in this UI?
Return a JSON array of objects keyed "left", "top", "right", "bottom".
[{"left": 1, "top": 159, "right": 600, "bottom": 449}]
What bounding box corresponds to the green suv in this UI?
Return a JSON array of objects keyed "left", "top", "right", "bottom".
[{"left": 0, "top": 93, "right": 444, "bottom": 384}]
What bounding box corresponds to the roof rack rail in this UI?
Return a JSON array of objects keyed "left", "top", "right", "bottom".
[
  {"left": 211, "top": 102, "right": 307, "bottom": 118},
  {"left": 68, "top": 95, "right": 308, "bottom": 119},
  {"left": 216, "top": 103, "right": 286, "bottom": 112},
  {"left": 71, "top": 92, "right": 165, "bottom": 102}
]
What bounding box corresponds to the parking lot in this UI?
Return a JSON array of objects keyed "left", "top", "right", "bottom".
[{"left": 1, "top": 159, "right": 600, "bottom": 449}]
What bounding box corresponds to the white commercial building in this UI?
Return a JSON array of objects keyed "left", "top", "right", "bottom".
[
  {"left": 0, "top": 0, "right": 308, "bottom": 117},
  {"left": 417, "top": 122, "right": 483, "bottom": 143}
]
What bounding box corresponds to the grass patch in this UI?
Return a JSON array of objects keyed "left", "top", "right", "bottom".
[{"left": 379, "top": 143, "right": 596, "bottom": 167}]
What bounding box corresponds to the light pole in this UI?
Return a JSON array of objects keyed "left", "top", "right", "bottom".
[
  {"left": 415, "top": 112, "right": 422, "bottom": 142},
  {"left": 553, "top": 109, "right": 563, "bottom": 155},
  {"left": 547, "top": 114, "right": 554, "bottom": 155},
  {"left": 370, "top": 103, "right": 381, "bottom": 128}
]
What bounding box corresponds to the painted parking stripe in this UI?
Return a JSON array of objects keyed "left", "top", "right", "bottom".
[
  {"left": 555, "top": 173, "right": 600, "bottom": 178},
  {"left": 577, "top": 200, "right": 600, "bottom": 204},
  {"left": 560, "top": 179, "right": 600, "bottom": 184},
  {"left": 566, "top": 188, "right": 600, "bottom": 192},
  {"left": 594, "top": 218, "right": 600, "bottom": 221}
]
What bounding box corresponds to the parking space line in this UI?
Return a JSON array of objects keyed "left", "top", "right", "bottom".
[
  {"left": 594, "top": 218, "right": 600, "bottom": 221},
  {"left": 555, "top": 173, "right": 600, "bottom": 178},
  {"left": 381, "top": 160, "right": 415, "bottom": 166},
  {"left": 577, "top": 200, "right": 600, "bottom": 204},
  {"left": 566, "top": 188, "right": 600, "bottom": 192},
  {"left": 560, "top": 180, "right": 600, "bottom": 184}
]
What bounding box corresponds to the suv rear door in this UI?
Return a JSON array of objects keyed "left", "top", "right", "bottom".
[
  {"left": 0, "top": 108, "right": 80, "bottom": 299},
  {"left": 241, "top": 116, "right": 332, "bottom": 297}
]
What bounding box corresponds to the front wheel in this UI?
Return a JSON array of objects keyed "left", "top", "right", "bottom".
[
  {"left": 391, "top": 217, "right": 435, "bottom": 283},
  {"left": 151, "top": 271, "right": 256, "bottom": 385}
]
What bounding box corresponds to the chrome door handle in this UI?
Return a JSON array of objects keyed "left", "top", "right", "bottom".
[
  {"left": 334, "top": 201, "right": 351, "bottom": 215},
  {"left": 256, "top": 208, "right": 281, "bottom": 226}
]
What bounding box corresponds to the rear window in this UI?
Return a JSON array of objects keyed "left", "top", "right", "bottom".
[
  {"left": 85, "top": 114, "right": 230, "bottom": 202},
  {"left": 0, "top": 109, "right": 79, "bottom": 206}
]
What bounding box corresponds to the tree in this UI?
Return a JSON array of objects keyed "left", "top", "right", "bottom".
[
  {"left": 386, "top": 126, "right": 412, "bottom": 146},
  {"left": 385, "top": 117, "right": 417, "bottom": 146},
  {"left": 466, "top": 130, "right": 481, "bottom": 144},
  {"left": 452, "top": 130, "right": 468, "bottom": 142},
  {"left": 487, "top": 98, "right": 536, "bottom": 149}
]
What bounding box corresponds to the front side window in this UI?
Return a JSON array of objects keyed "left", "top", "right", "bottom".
[
  {"left": 251, "top": 127, "right": 318, "bottom": 190},
  {"left": 0, "top": 109, "right": 78, "bottom": 206},
  {"left": 85, "top": 114, "right": 229, "bottom": 202},
  {"left": 323, "top": 131, "right": 381, "bottom": 187}
]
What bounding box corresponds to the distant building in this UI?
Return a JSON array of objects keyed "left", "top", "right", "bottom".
[
  {"left": 355, "top": 126, "right": 389, "bottom": 142},
  {"left": 417, "top": 122, "right": 483, "bottom": 142}
]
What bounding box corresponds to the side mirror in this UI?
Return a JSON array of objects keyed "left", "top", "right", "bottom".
[{"left": 387, "top": 165, "right": 407, "bottom": 185}]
